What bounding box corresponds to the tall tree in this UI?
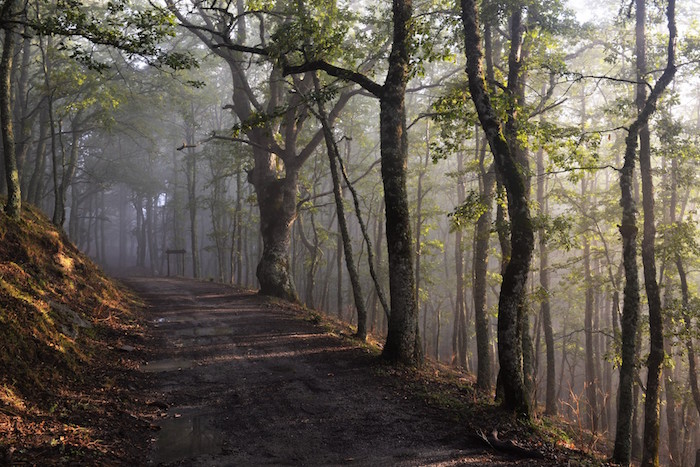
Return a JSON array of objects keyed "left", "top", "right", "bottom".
[
  {"left": 613, "top": 0, "right": 676, "bottom": 463},
  {"left": 473, "top": 150, "right": 495, "bottom": 390},
  {"left": 536, "top": 145, "right": 556, "bottom": 415},
  {"left": 1, "top": 0, "right": 20, "bottom": 218},
  {"left": 311, "top": 73, "right": 368, "bottom": 340},
  {"left": 637, "top": 0, "right": 668, "bottom": 463},
  {"left": 167, "top": 0, "right": 352, "bottom": 301},
  {"left": 284, "top": 0, "right": 422, "bottom": 363},
  {"left": 459, "top": 0, "right": 534, "bottom": 416},
  {"left": 582, "top": 177, "right": 598, "bottom": 432}
]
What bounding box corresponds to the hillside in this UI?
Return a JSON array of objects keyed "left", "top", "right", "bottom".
[{"left": 0, "top": 204, "right": 148, "bottom": 464}]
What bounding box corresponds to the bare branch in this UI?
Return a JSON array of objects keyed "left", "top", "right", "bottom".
[{"left": 283, "top": 61, "right": 383, "bottom": 97}]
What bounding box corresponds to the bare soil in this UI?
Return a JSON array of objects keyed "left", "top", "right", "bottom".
[{"left": 123, "top": 276, "right": 545, "bottom": 466}]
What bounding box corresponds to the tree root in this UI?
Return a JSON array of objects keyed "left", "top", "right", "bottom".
[{"left": 475, "top": 429, "right": 545, "bottom": 459}]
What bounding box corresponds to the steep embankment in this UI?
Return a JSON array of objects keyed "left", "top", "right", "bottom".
[{"left": 0, "top": 205, "right": 147, "bottom": 464}]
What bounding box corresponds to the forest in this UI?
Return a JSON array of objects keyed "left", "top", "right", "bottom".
[{"left": 0, "top": 0, "right": 699, "bottom": 465}]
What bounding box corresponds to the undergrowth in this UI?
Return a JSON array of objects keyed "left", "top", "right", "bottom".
[{"left": 0, "top": 203, "right": 141, "bottom": 463}]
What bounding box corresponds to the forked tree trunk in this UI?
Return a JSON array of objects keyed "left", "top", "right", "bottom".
[
  {"left": 313, "top": 74, "right": 367, "bottom": 339},
  {"left": 460, "top": 0, "right": 534, "bottom": 416},
  {"left": 614, "top": 0, "right": 676, "bottom": 463},
  {"left": 281, "top": 0, "right": 420, "bottom": 363},
  {"left": 638, "top": 0, "right": 665, "bottom": 462}
]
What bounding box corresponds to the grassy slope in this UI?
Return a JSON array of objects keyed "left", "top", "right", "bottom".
[{"left": 0, "top": 204, "right": 147, "bottom": 464}]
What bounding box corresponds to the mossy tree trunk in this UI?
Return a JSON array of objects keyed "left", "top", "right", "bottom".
[
  {"left": 169, "top": 0, "right": 356, "bottom": 303},
  {"left": 282, "top": 0, "right": 421, "bottom": 364},
  {"left": 638, "top": 0, "right": 665, "bottom": 462},
  {"left": 379, "top": 0, "right": 420, "bottom": 363},
  {"left": 460, "top": 0, "right": 533, "bottom": 417},
  {"left": 253, "top": 166, "right": 299, "bottom": 301},
  {"left": 613, "top": 0, "right": 676, "bottom": 463},
  {"left": 1, "top": 0, "right": 20, "bottom": 218}
]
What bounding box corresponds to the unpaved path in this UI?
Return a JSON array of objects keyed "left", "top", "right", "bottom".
[{"left": 124, "top": 277, "right": 525, "bottom": 466}]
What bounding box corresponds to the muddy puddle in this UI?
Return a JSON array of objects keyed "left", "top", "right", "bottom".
[{"left": 153, "top": 408, "right": 224, "bottom": 464}]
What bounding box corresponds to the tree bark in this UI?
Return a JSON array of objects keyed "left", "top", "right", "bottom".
[
  {"left": 1, "top": 0, "right": 20, "bottom": 218},
  {"left": 380, "top": 0, "right": 421, "bottom": 364},
  {"left": 313, "top": 73, "right": 368, "bottom": 339},
  {"left": 460, "top": 0, "right": 533, "bottom": 416},
  {"left": 614, "top": 0, "right": 676, "bottom": 462},
  {"left": 473, "top": 141, "right": 494, "bottom": 390},
  {"left": 638, "top": 1, "right": 664, "bottom": 464},
  {"left": 28, "top": 106, "right": 49, "bottom": 206},
  {"left": 536, "top": 146, "right": 556, "bottom": 415},
  {"left": 454, "top": 150, "right": 467, "bottom": 369}
]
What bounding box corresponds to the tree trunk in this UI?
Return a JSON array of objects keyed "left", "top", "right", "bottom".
[
  {"left": 614, "top": 0, "right": 676, "bottom": 461},
  {"left": 677, "top": 257, "right": 700, "bottom": 421},
  {"left": 415, "top": 126, "right": 425, "bottom": 348},
  {"left": 313, "top": 74, "right": 367, "bottom": 339},
  {"left": 454, "top": 148, "right": 467, "bottom": 369},
  {"left": 638, "top": 0, "right": 664, "bottom": 462},
  {"left": 16, "top": 33, "right": 34, "bottom": 196},
  {"left": 472, "top": 139, "right": 494, "bottom": 389},
  {"left": 278, "top": 0, "right": 420, "bottom": 360},
  {"left": 119, "top": 186, "right": 127, "bottom": 270},
  {"left": 251, "top": 164, "right": 299, "bottom": 301},
  {"left": 584, "top": 219, "right": 599, "bottom": 432},
  {"left": 28, "top": 106, "right": 49, "bottom": 206},
  {"left": 460, "top": 0, "right": 533, "bottom": 416},
  {"left": 536, "top": 146, "right": 556, "bottom": 415},
  {"left": 378, "top": 0, "right": 421, "bottom": 364},
  {"left": 297, "top": 211, "right": 320, "bottom": 308},
  {"left": 337, "top": 143, "right": 390, "bottom": 324},
  {"left": 582, "top": 176, "right": 599, "bottom": 432},
  {"left": 0, "top": 0, "right": 20, "bottom": 218},
  {"left": 53, "top": 127, "right": 80, "bottom": 227},
  {"left": 336, "top": 216, "right": 343, "bottom": 317}
]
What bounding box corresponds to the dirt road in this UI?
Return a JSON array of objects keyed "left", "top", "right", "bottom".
[{"left": 124, "top": 277, "right": 526, "bottom": 466}]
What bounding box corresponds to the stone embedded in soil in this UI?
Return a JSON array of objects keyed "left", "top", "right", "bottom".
[{"left": 139, "top": 358, "right": 194, "bottom": 373}]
